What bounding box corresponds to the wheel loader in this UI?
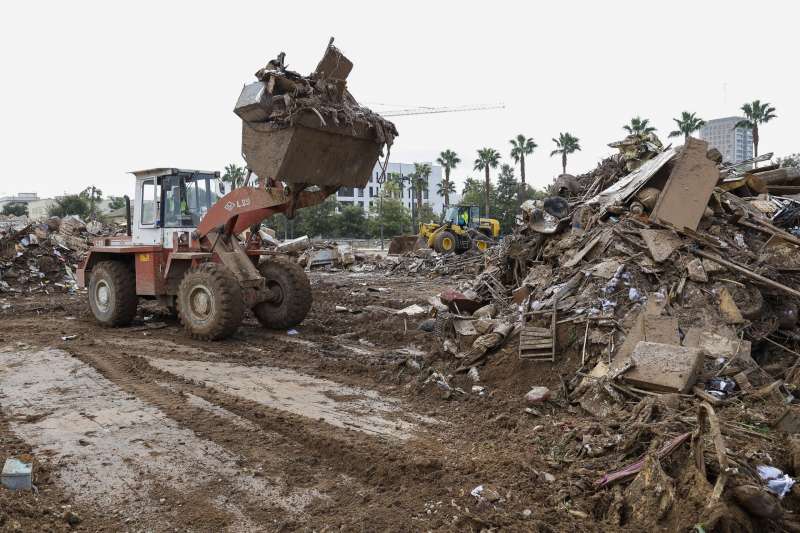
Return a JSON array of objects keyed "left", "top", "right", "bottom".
[
  {"left": 389, "top": 205, "right": 500, "bottom": 255},
  {"left": 77, "top": 41, "right": 396, "bottom": 340}
]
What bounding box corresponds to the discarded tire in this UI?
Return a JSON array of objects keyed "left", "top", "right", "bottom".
[
  {"left": 253, "top": 256, "right": 312, "bottom": 329},
  {"left": 88, "top": 260, "right": 138, "bottom": 327},
  {"left": 177, "top": 263, "right": 244, "bottom": 340}
]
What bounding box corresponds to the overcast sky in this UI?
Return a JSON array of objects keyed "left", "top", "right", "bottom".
[{"left": 1, "top": 0, "right": 797, "bottom": 200}]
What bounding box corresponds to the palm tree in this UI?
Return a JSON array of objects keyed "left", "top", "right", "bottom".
[
  {"left": 80, "top": 185, "right": 103, "bottom": 217},
  {"left": 411, "top": 162, "right": 431, "bottom": 228},
  {"left": 735, "top": 100, "right": 777, "bottom": 159},
  {"left": 623, "top": 116, "right": 656, "bottom": 136},
  {"left": 435, "top": 149, "right": 460, "bottom": 208},
  {"left": 473, "top": 148, "right": 501, "bottom": 216},
  {"left": 550, "top": 133, "right": 581, "bottom": 175},
  {"left": 388, "top": 172, "right": 405, "bottom": 200},
  {"left": 510, "top": 134, "right": 537, "bottom": 203},
  {"left": 436, "top": 179, "right": 456, "bottom": 203},
  {"left": 668, "top": 111, "right": 706, "bottom": 140},
  {"left": 222, "top": 163, "right": 246, "bottom": 190},
  {"left": 385, "top": 172, "right": 402, "bottom": 199}
]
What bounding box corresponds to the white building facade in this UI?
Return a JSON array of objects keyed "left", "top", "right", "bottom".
[
  {"left": 698, "top": 116, "right": 754, "bottom": 164},
  {"left": 335, "top": 162, "right": 445, "bottom": 215}
]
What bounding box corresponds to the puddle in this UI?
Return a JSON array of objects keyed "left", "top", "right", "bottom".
[
  {"left": 147, "top": 357, "right": 435, "bottom": 440},
  {"left": 0, "top": 349, "right": 320, "bottom": 530}
]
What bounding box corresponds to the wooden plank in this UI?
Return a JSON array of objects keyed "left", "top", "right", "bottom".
[
  {"left": 650, "top": 137, "right": 720, "bottom": 231},
  {"left": 693, "top": 249, "right": 800, "bottom": 299},
  {"left": 521, "top": 341, "right": 554, "bottom": 349},
  {"left": 563, "top": 232, "right": 603, "bottom": 268}
]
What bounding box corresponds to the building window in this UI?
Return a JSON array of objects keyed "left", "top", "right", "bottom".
[
  {"left": 339, "top": 187, "right": 354, "bottom": 197},
  {"left": 369, "top": 186, "right": 374, "bottom": 197},
  {"left": 423, "top": 188, "right": 429, "bottom": 200},
  {"left": 357, "top": 188, "right": 364, "bottom": 197}
]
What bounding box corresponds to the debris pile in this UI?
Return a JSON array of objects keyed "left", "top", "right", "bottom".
[
  {"left": 0, "top": 216, "right": 116, "bottom": 296},
  {"left": 416, "top": 137, "right": 800, "bottom": 530}
]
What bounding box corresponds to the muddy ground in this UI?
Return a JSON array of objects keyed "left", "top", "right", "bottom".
[{"left": 0, "top": 271, "right": 794, "bottom": 532}]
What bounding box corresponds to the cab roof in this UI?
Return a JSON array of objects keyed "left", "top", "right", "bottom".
[{"left": 130, "top": 168, "right": 220, "bottom": 180}]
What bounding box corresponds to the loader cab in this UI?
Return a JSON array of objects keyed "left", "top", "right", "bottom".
[
  {"left": 443, "top": 205, "right": 480, "bottom": 229},
  {"left": 131, "top": 168, "right": 222, "bottom": 247}
]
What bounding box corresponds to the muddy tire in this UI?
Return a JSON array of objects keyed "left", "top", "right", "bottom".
[
  {"left": 433, "top": 231, "right": 457, "bottom": 254},
  {"left": 253, "top": 256, "right": 312, "bottom": 330},
  {"left": 177, "top": 263, "right": 244, "bottom": 340},
  {"left": 471, "top": 234, "right": 492, "bottom": 252},
  {"left": 88, "top": 260, "right": 138, "bottom": 327}
]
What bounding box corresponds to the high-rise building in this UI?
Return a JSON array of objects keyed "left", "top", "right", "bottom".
[
  {"left": 698, "top": 116, "right": 753, "bottom": 164},
  {"left": 336, "top": 162, "right": 446, "bottom": 215}
]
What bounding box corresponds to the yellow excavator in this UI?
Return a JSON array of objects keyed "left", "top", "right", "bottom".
[{"left": 389, "top": 205, "right": 500, "bottom": 255}]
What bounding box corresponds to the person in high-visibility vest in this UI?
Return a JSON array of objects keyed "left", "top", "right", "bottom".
[{"left": 459, "top": 208, "right": 469, "bottom": 227}]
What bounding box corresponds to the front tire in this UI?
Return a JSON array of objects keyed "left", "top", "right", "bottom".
[
  {"left": 253, "top": 256, "right": 312, "bottom": 329},
  {"left": 433, "top": 231, "right": 456, "bottom": 254},
  {"left": 177, "top": 263, "right": 244, "bottom": 340},
  {"left": 88, "top": 261, "right": 138, "bottom": 327}
]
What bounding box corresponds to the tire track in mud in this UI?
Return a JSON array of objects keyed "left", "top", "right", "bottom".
[{"left": 63, "top": 342, "right": 467, "bottom": 529}]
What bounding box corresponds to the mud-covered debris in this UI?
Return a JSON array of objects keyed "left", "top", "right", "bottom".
[{"left": 524, "top": 386, "right": 550, "bottom": 405}]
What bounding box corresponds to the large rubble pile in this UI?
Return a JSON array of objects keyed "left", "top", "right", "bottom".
[
  {"left": 0, "top": 215, "right": 120, "bottom": 297},
  {"left": 412, "top": 136, "right": 800, "bottom": 529}
]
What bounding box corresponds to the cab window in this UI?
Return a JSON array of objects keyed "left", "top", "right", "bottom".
[
  {"left": 141, "top": 179, "right": 160, "bottom": 225},
  {"left": 164, "top": 174, "right": 221, "bottom": 228}
]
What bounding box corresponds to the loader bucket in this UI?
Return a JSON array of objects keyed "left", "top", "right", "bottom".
[
  {"left": 242, "top": 112, "right": 384, "bottom": 189},
  {"left": 388, "top": 235, "right": 426, "bottom": 255}
]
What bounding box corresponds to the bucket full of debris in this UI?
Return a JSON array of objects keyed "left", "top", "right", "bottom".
[{"left": 236, "top": 39, "right": 397, "bottom": 189}]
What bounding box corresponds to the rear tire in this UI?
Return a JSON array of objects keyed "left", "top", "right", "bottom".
[
  {"left": 433, "top": 231, "right": 457, "bottom": 254},
  {"left": 88, "top": 260, "right": 138, "bottom": 327},
  {"left": 253, "top": 256, "right": 312, "bottom": 329},
  {"left": 177, "top": 263, "right": 244, "bottom": 340},
  {"left": 471, "top": 234, "right": 492, "bottom": 252}
]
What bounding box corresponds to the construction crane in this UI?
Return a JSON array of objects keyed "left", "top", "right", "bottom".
[{"left": 378, "top": 103, "right": 505, "bottom": 117}]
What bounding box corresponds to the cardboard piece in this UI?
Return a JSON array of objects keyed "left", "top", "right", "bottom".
[
  {"left": 623, "top": 341, "right": 704, "bottom": 393},
  {"left": 650, "top": 138, "right": 720, "bottom": 231}
]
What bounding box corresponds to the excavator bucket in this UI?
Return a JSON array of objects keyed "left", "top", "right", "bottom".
[{"left": 388, "top": 235, "right": 426, "bottom": 255}]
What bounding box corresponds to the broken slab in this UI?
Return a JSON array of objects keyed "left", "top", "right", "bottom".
[
  {"left": 696, "top": 331, "right": 752, "bottom": 363},
  {"left": 622, "top": 341, "right": 704, "bottom": 393},
  {"left": 650, "top": 138, "right": 720, "bottom": 231},
  {"left": 611, "top": 298, "right": 675, "bottom": 367},
  {"left": 314, "top": 41, "right": 354, "bottom": 80},
  {"left": 276, "top": 235, "right": 310, "bottom": 253},
  {"left": 686, "top": 258, "right": 708, "bottom": 282},
  {"left": 639, "top": 229, "right": 683, "bottom": 262}
]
